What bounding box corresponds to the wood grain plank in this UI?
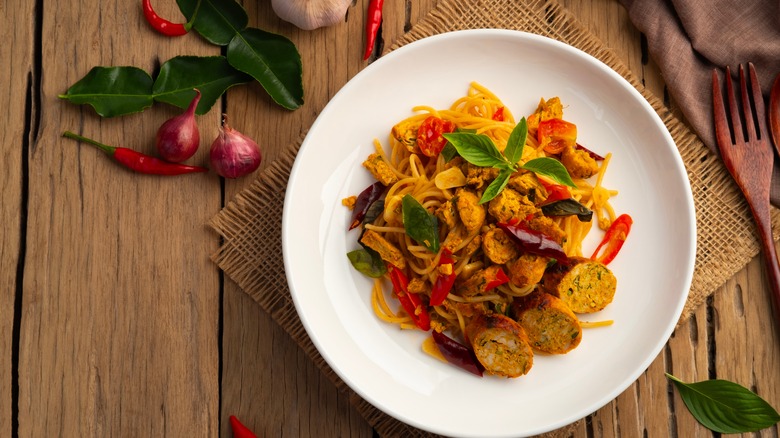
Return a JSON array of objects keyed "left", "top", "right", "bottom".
[
  {"left": 1, "top": 0, "right": 36, "bottom": 435},
  {"left": 20, "top": 1, "right": 221, "bottom": 435}
]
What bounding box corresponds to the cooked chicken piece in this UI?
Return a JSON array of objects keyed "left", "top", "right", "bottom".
[
  {"left": 526, "top": 97, "right": 564, "bottom": 132},
  {"left": 391, "top": 119, "right": 419, "bottom": 152},
  {"left": 507, "top": 172, "right": 544, "bottom": 202},
  {"left": 505, "top": 253, "right": 548, "bottom": 288},
  {"left": 510, "top": 291, "right": 582, "bottom": 354},
  {"left": 466, "top": 313, "right": 534, "bottom": 378},
  {"left": 560, "top": 144, "right": 599, "bottom": 179},
  {"left": 362, "top": 153, "right": 398, "bottom": 186},
  {"left": 359, "top": 229, "right": 405, "bottom": 269},
  {"left": 455, "top": 189, "right": 486, "bottom": 233},
  {"left": 464, "top": 162, "right": 500, "bottom": 189},
  {"left": 487, "top": 188, "right": 537, "bottom": 223},
  {"left": 436, "top": 198, "right": 459, "bottom": 230},
  {"left": 539, "top": 256, "right": 617, "bottom": 313},
  {"left": 460, "top": 234, "right": 482, "bottom": 259},
  {"left": 456, "top": 265, "right": 505, "bottom": 297},
  {"left": 482, "top": 227, "right": 519, "bottom": 264},
  {"left": 525, "top": 215, "right": 566, "bottom": 246}
]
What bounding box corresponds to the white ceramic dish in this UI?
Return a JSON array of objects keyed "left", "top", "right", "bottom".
[{"left": 282, "top": 29, "right": 696, "bottom": 438}]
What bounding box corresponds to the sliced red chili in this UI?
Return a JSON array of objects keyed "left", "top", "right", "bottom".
[
  {"left": 63, "top": 131, "right": 208, "bottom": 176},
  {"left": 229, "top": 415, "right": 258, "bottom": 438},
  {"left": 430, "top": 249, "right": 456, "bottom": 306},
  {"left": 484, "top": 268, "right": 509, "bottom": 290},
  {"left": 537, "top": 118, "right": 577, "bottom": 154},
  {"left": 538, "top": 178, "right": 571, "bottom": 205},
  {"left": 590, "top": 214, "right": 633, "bottom": 265},
  {"left": 387, "top": 264, "right": 431, "bottom": 331},
  {"left": 498, "top": 221, "right": 569, "bottom": 262},
  {"left": 417, "top": 116, "right": 455, "bottom": 157},
  {"left": 431, "top": 331, "right": 484, "bottom": 377},
  {"left": 349, "top": 182, "right": 385, "bottom": 230},
  {"left": 492, "top": 106, "right": 505, "bottom": 121}
]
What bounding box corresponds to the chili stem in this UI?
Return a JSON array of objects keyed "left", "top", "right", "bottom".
[
  {"left": 62, "top": 130, "right": 115, "bottom": 155},
  {"left": 184, "top": 0, "right": 203, "bottom": 31}
]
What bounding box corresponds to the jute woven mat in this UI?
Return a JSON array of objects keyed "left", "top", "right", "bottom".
[{"left": 208, "top": 0, "right": 780, "bottom": 436}]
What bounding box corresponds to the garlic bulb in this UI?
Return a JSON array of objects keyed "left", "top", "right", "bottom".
[{"left": 272, "top": 0, "right": 352, "bottom": 31}]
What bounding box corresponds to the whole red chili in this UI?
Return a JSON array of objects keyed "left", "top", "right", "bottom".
[
  {"left": 229, "top": 415, "right": 258, "bottom": 438},
  {"left": 142, "top": 0, "right": 198, "bottom": 37},
  {"left": 63, "top": 131, "right": 208, "bottom": 176},
  {"left": 363, "top": 0, "right": 384, "bottom": 60}
]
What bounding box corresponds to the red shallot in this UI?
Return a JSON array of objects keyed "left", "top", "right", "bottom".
[
  {"left": 156, "top": 89, "right": 201, "bottom": 162},
  {"left": 209, "top": 115, "right": 262, "bottom": 178}
]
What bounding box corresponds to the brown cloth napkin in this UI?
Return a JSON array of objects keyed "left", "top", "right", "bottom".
[{"left": 619, "top": 0, "right": 780, "bottom": 204}]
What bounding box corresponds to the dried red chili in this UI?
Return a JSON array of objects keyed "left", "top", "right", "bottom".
[
  {"left": 431, "top": 331, "right": 484, "bottom": 377},
  {"left": 63, "top": 131, "right": 208, "bottom": 176},
  {"left": 229, "top": 415, "right": 258, "bottom": 438},
  {"left": 363, "top": 0, "right": 384, "bottom": 60},
  {"left": 142, "top": 0, "right": 197, "bottom": 37}
]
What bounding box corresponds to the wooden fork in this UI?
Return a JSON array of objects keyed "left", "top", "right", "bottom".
[{"left": 713, "top": 63, "right": 780, "bottom": 328}]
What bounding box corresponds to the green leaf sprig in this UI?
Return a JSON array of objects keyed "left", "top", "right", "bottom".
[
  {"left": 402, "top": 194, "right": 439, "bottom": 253},
  {"left": 60, "top": 0, "right": 303, "bottom": 117},
  {"left": 666, "top": 373, "right": 780, "bottom": 433},
  {"left": 443, "top": 118, "right": 575, "bottom": 204}
]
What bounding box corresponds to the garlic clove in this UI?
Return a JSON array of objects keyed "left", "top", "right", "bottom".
[{"left": 272, "top": 0, "right": 352, "bottom": 30}]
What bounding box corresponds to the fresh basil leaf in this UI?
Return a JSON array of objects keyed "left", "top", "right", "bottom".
[
  {"left": 441, "top": 143, "right": 458, "bottom": 162},
  {"left": 402, "top": 194, "right": 439, "bottom": 253},
  {"left": 479, "top": 168, "right": 513, "bottom": 204},
  {"left": 541, "top": 198, "right": 593, "bottom": 222},
  {"left": 522, "top": 157, "right": 576, "bottom": 188},
  {"left": 227, "top": 28, "right": 304, "bottom": 110},
  {"left": 442, "top": 132, "right": 508, "bottom": 168},
  {"left": 667, "top": 373, "right": 780, "bottom": 433},
  {"left": 347, "top": 249, "right": 387, "bottom": 278},
  {"left": 58, "top": 66, "right": 154, "bottom": 117},
  {"left": 177, "top": 0, "right": 248, "bottom": 46},
  {"left": 503, "top": 117, "right": 527, "bottom": 165},
  {"left": 153, "top": 56, "right": 252, "bottom": 115}
]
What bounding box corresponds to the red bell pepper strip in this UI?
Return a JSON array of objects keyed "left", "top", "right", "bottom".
[
  {"left": 484, "top": 267, "right": 509, "bottom": 290},
  {"left": 363, "top": 0, "right": 384, "bottom": 60},
  {"left": 387, "top": 264, "right": 431, "bottom": 331},
  {"left": 537, "top": 118, "right": 577, "bottom": 154},
  {"left": 498, "top": 221, "right": 569, "bottom": 262},
  {"left": 430, "top": 249, "right": 456, "bottom": 306},
  {"left": 229, "top": 415, "right": 258, "bottom": 438},
  {"left": 431, "top": 331, "right": 484, "bottom": 377},
  {"left": 590, "top": 214, "right": 633, "bottom": 265}
]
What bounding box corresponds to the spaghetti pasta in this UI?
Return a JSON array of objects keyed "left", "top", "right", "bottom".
[{"left": 346, "top": 82, "right": 629, "bottom": 377}]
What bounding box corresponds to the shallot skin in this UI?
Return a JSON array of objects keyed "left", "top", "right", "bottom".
[
  {"left": 156, "top": 89, "right": 201, "bottom": 163},
  {"left": 209, "top": 116, "right": 262, "bottom": 179}
]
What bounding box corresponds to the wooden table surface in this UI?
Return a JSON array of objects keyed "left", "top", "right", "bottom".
[{"left": 3, "top": 0, "right": 779, "bottom": 436}]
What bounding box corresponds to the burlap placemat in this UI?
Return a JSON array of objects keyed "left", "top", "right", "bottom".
[{"left": 209, "top": 0, "right": 779, "bottom": 436}]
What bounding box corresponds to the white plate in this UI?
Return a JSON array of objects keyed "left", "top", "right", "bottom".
[{"left": 282, "top": 29, "right": 695, "bottom": 438}]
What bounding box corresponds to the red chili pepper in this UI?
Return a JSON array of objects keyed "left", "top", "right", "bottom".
[
  {"left": 63, "top": 131, "right": 208, "bottom": 176},
  {"left": 498, "top": 221, "right": 569, "bottom": 262},
  {"left": 492, "top": 106, "right": 505, "bottom": 122},
  {"left": 417, "top": 116, "right": 455, "bottom": 157},
  {"left": 430, "top": 249, "right": 456, "bottom": 306},
  {"left": 575, "top": 143, "right": 605, "bottom": 161},
  {"left": 363, "top": 0, "right": 385, "bottom": 60},
  {"left": 229, "top": 415, "right": 258, "bottom": 438},
  {"left": 537, "top": 118, "right": 577, "bottom": 154},
  {"left": 431, "top": 331, "right": 484, "bottom": 377},
  {"left": 484, "top": 268, "right": 509, "bottom": 290},
  {"left": 387, "top": 264, "right": 431, "bottom": 331},
  {"left": 142, "top": 0, "right": 197, "bottom": 37},
  {"left": 538, "top": 178, "right": 571, "bottom": 205},
  {"left": 349, "top": 182, "right": 385, "bottom": 230},
  {"left": 590, "top": 214, "right": 633, "bottom": 265}
]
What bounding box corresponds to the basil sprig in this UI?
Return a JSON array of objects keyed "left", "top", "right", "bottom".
[
  {"left": 402, "top": 194, "right": 439, "bottom": 253},
  {"left": 443, "top": 118, "right": 575, "bottom": 204},
  {"left": 667, "top": 373, "right": 780, "bottom": 433}
]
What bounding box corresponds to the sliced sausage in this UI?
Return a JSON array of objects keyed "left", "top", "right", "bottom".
[
  {"left": 510, "top": 291, "right": 582, "bottom": 354},
  {"left": 466, "top": 313, "right": 534, "bottom": 378},
  {"left": 539, "top": 256, "right": 616, "bottom": 313}
]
